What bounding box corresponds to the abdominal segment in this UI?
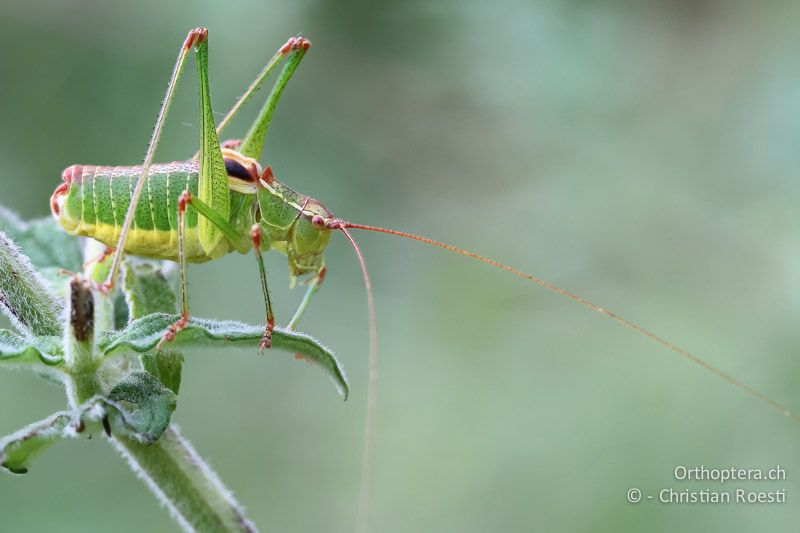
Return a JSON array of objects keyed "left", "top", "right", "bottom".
[{"left": 62, "top": 162, "right": 212, "bottom": 262}]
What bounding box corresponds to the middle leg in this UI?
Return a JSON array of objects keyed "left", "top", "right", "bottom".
[
  {"left": 158, "top": 191, "right": 277, "bottom": 351},
  {"left": 156, "top": 191, "right": 193, "bottom": 350},
  {"left": 287, "top": 267, "right": 327, "bottom": 331}
]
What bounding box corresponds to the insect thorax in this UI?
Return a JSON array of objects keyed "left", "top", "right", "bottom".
[{"left": 256, "top": 180, "right": 332, "bottom": 283}]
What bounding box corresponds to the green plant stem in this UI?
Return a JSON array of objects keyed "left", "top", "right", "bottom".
[
  {"left": 111, "top": 426, "right": 256, "bottom": 532},
  {"left": 64, "top": 274, "right": 255, "bottom": 532},
  {"left": 66, "top": 277, "right": 100, "bottom": 404}
]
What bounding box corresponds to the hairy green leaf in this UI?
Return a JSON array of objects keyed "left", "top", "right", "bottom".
[
  {"left": 123, "top": 260, "right": 183, "bottom": 393},
  {"left": 142, "top": 350, "right": 184, "bottom": 395},
  {"left": 0, "top": 231, "right": 64, "bottom": 337},
  {"left": 123, "top": 260, "right": 178, "bottom": 320},
  {"left": 108, "top": 372, "right": 177, "bottom": 443},
  {"left": 100, "top": 314, "right": 349, "bottom": 399},
  {"left": 0, "top": 394, "right": 174, "bottom": 474},
  {"left": 0, "top": 411, "right": 79, "bottom": 474},
  {"left": 0, "top": 329, "right": 63, "bottom": 368},
  {"left": 112, "top": 291, "right": 130, "bottom": 330},
  {"left": 0, "top": 207, "right": 82, "bottom": 284}
]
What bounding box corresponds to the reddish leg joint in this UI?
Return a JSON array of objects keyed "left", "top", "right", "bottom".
[
  {"left": 97, "top": 280, "right": 114, "bottom": 294},
  {"left": 82, "top": 246, "right": 115, "bottom": 270},
  {"left": 250, "top": 224, "right": 262, "bottom": 249},
  {"left": 178, "top": 190, "right": 193, "bottom": 212},
  {"left": 259, "top": 165, "right": 274, "bottom": 186}
]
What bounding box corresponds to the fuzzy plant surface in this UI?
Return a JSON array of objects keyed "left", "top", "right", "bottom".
[{"left": 0, "top": 206, "right": 348, "bottom": 532}]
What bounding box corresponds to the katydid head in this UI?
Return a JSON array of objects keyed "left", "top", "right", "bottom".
[
  {"left": 286, "top": 198, "right": 335, "bottom": 279},
  {"left": 254, "top": 172, "right": 336, "bottom": 281}
]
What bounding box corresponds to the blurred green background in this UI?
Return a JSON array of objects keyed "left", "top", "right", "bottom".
[{"left": 1, "top": 0, "right": 800, "bottom": 531}]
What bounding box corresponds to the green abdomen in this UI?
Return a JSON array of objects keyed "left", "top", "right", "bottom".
[{"left": 61, "top": 162, "right": 216, "bottom": 262}]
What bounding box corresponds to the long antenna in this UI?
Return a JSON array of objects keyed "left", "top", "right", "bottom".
[
  {"left": 339, "top": 227, "right": 379, "bottom": 533},
  {"left": 341, "top": 221, "right": 800, "bottom": 422}
]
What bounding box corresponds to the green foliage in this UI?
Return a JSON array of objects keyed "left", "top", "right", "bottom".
[
  {"left": 0, "top": 207, "right": 82, "bottom": 288},
  {"left": 0, "top": 329, "right": 63, "bottom": 368},
  {"left": 0, "top": 410, "right": 79, "bottom": 474},
  {"left": 108, "top": 372, "right": 177, "bottom": 443},
  {"left": 0, "top": 230, "right": 63, "bottom": 337},
  {"left": 0, "top": 207, "right": 346, "bottom": 531},
  {"left": 123, "top": 260, "right": 179, "bottom": 319},
  {"left": 123, "top": 260, "right": 184, "bottom": 394},
  {"left": 101, "top": 313, "right": 348, "bottom": 398},
  {"left": 0, "top": 394, "right": 190, "bottom": 475},
  {"left": 142, "top": 350, "right": 184, "bottom": 395}
]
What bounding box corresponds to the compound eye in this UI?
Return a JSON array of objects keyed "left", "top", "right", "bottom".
[{"left": 311, "top": 215, "right": 325, "bottom": 229}]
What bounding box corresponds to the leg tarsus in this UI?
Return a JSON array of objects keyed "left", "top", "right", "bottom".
[
  {"left": 157, "top": 313, "right": 189, "bottom": 351},
  {"left": 279, "top": 36, "right": 311, "bottom": 54},
  {"left": 259, "top": 316, "right": 274, "bottom": 353},
  {"left": 183, "top": 27, "right": 208, "bottom": 50}
]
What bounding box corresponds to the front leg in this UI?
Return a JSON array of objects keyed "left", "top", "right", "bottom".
[
  {"left": 287, "top": 267, "right": 326, "bottom": 331},
  {"left": 250, "top": 225, "right": 275, "bottom": 351},
  {"left": 160, "top": 192, "right": 271, "bottom": 352}
]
